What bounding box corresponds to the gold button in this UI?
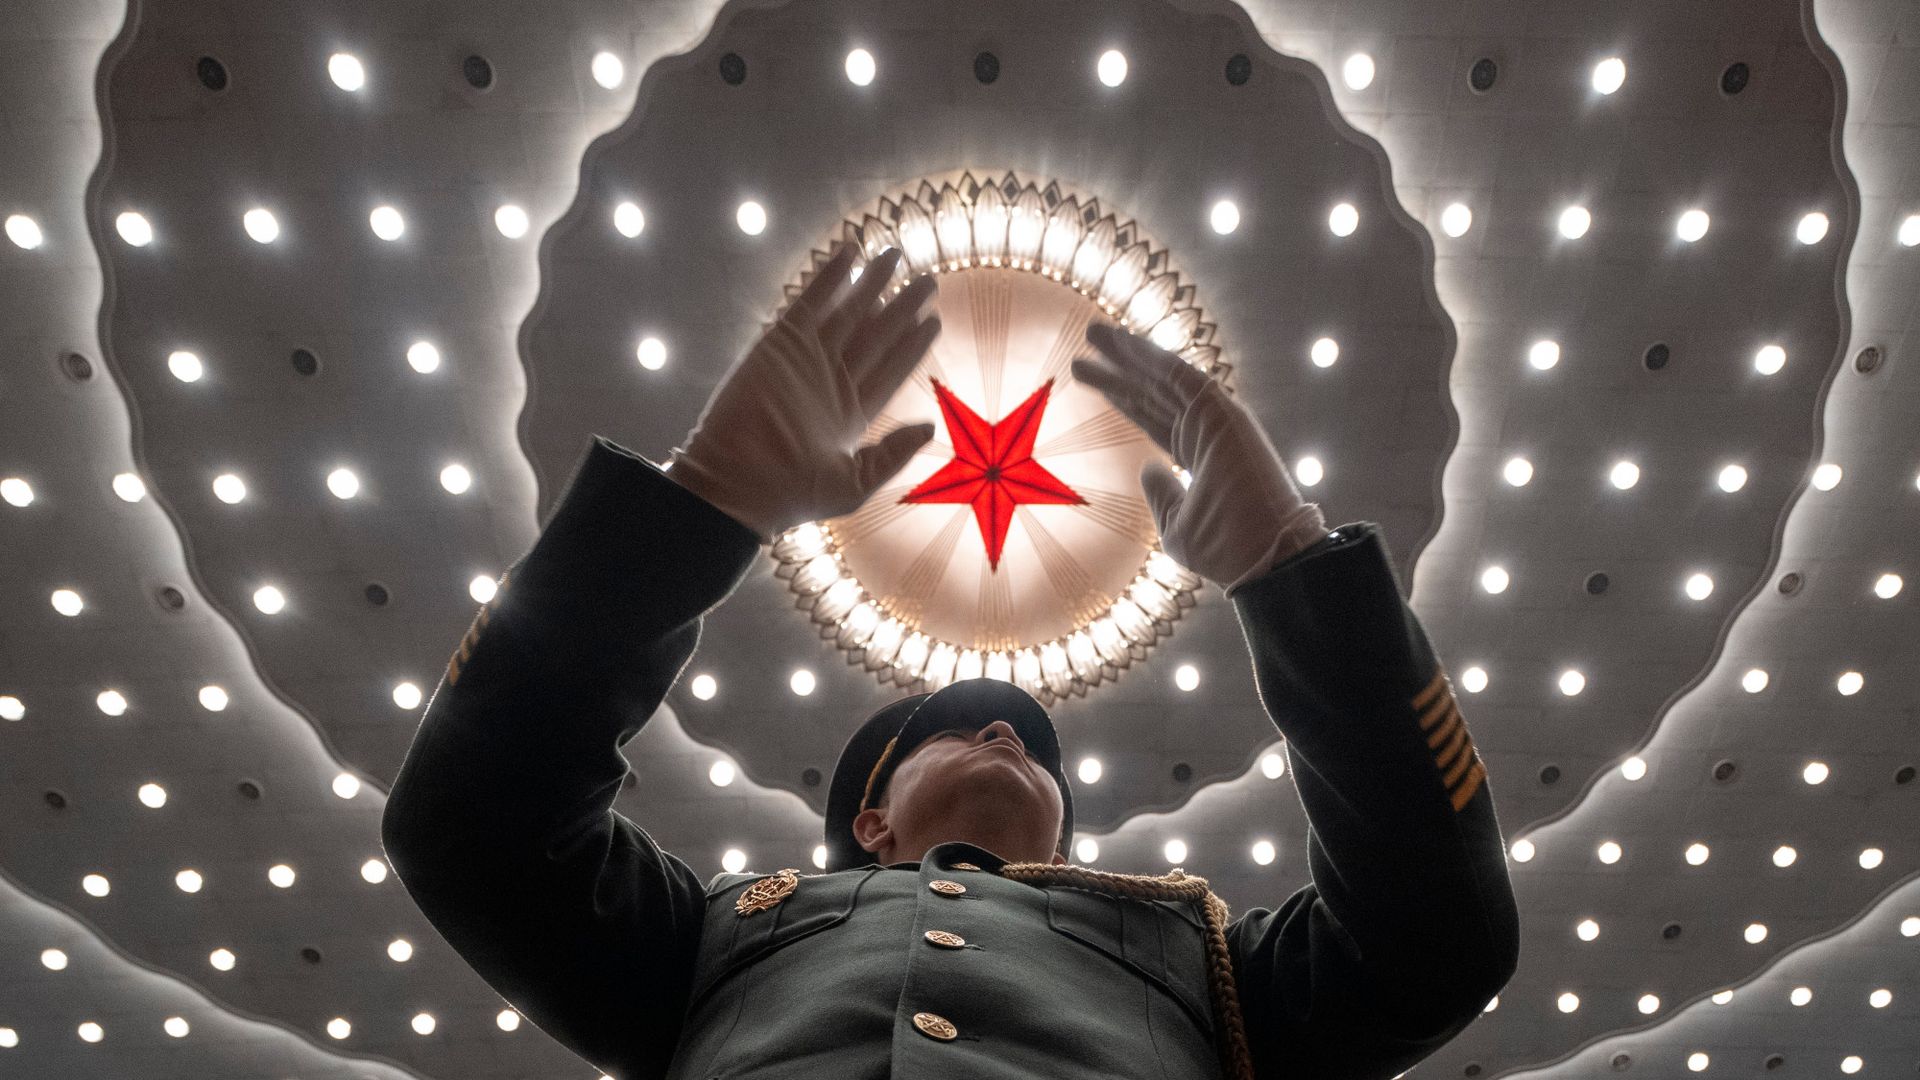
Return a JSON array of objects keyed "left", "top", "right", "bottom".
[
  {"left": 928, "top": 879, "right": 967, "bottom": 895},
  {"left": 924, "top": 929, "right": 967, "bottom": 948},
  {"left": 951, "top": 861, "right": 981, "bottom": 871},
  {"left": 912, "top": 1011, "right": 958, "bottom": 1041}
]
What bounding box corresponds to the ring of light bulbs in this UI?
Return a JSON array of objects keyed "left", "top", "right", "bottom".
[{"left": 766, "top": 169, "right": 1215, "bottom": 705}]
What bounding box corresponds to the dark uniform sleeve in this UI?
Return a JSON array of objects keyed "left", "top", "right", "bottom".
[
  {"left": 1223, "top": 522, "right": 1521, "bottom": 1080},
  {"left": 381, "top": 434, "right": 764, "bottom": 1080}
]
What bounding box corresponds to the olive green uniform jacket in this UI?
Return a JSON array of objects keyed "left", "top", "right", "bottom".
[{"left": 382, "top": 434, "right": 1521, "bottom": 1080}]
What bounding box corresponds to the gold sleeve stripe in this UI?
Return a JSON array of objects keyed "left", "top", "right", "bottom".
[
  {"left": 1435, "top": 722, "right": 1470, "bottom": 772},
  {"left": 1425, "top": 705, "right": 1461, "bottom": 749},
  {"left": 1442, "top": 736, "right": 1478, "bottom": 788},
  {"left": 1412, "top": 670, "right": 1451, "bottom": 720},
  {"left": 1450, "top": 759, "right": 1486, "bottom": 811}
]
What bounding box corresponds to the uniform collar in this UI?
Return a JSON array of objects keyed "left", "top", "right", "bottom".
[{"left": 872, "top": 840, "right": 1011, "bottom": 873}]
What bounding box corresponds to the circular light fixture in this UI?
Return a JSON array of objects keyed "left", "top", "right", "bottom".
[
  {"left": 1676, "top": 209, "right": 1709, "bottom": 242},
  {"left": 1328, "top": 202, "right": 1359, "bottom": 236},
  {"left": 1558, "top": 206, "right": 1591, "bottom": 239},
  {"left": 328, "top": 53, "right": 365, "bottom": 91},
  {"left": 1342, "top": 53, "right": 1375, "bottom": 90},
  {"left": 765, "top": 170, "right": 1213, "bottom": 704},
  {"left": 845, "top": 48, "right": 876, "bottom": 86},
  {"left": 1796, "top": 212, "right": 1829, "bottom": 244},
  {"left": 737, "top": 200, "right": 767, "bottom": 235},
  {"left": 591, "top": 51, "right": 624, "bottom": 89},
  {"left": 1440, "top": 202, "right": 1472, "bottom": 237},
  {"left": 1591, "top": 57, "right": 1625, "bottom": 94},
  {"left": 1097, "top": 50, "right": 1127, "bottom": 87}
]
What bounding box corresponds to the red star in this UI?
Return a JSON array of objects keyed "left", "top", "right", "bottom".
[{"left": 900, "top": 378, "right": 1085, "bottom": 570}]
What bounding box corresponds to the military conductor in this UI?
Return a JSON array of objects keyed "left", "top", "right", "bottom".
[{"left": 382, "top": 240, "right": 1521, "bottom": 1080}]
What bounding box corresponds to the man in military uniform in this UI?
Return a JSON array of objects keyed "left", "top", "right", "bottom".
[{"left": 383, "top": 241, "right": 1520, "bottom": 1080}]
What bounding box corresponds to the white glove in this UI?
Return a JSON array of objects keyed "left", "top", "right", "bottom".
[
  {"left": 667, "top": 243, "right": 942, "bottom": 543},
  {"left": 1070, "top": 323, "right": 1328, "bottom": 596}
]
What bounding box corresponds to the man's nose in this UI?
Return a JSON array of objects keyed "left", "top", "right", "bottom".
[{"left": 977, "top": 720, "right": 1025, "bottom": 754}]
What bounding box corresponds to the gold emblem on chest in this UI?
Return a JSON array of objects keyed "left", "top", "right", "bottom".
[{"left": 735, "top": 868, "right": 802, "bottom": 916}]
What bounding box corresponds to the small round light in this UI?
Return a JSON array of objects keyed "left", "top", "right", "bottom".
[
  {"left": 1638, "top": 994, "right": 1660, "bottom": 1015},
  {"left": 1796, "top": 212, "right": 1829, "bottom": 244},
  {"left": 1754, "top": 344, "right": 1786, "bottom": 374},
  {"left": 1676, "top": 209, "right": 1709, "bottom": 242},
  {"left": 1872, "top": 573, "right": 1901, "bottom": 599},
  {"left": 175, "top": 869, "right": 203, "bottom": 893},
  {"left": 252, "top": 586, "right": 285, "bottom": 614},
  {"left": 1558, "top": 206, "right": 1591, "bottom": 239},
  {"left": 369, "top": 205, "right": 404, "bottom": 241},
  {"left": 736, "top": 200, "right": 767, "bottom": 236},
  {"left": 411, "top": 1013, "right": 435, "bottom": 1035},
  {"left": 1610, "top": 461, "right": 1639, "bottom": 489},
  {"left": 1712, "top": 989, "right": 1734, "bottom": 1003},
  {"left": 1557, "top": 992, "right": 1579, "bottom": 1013},
  {"left": 112, "top": 473, "right": 145, "bottom": 501},
  {"left": 1717, "top": 464, "right": 1748, "bottom": 492},
  {"left": 82, "top": 873, "right": 110, "bottom": 897},
  {"left": 468, "top": 575, "right": 498, "bottom": 603},
  {"left": 1174, "top": 663, "right": 1200, "bottom": 691},
  {"left": 591, "top": 52, "right": 624, "bottom": 90},
  {"left": 387, "top": 938, "right": 413, "bottom": 962},
  {"left": 1558, "top": 670, "right": 1585, "bottom": 696},
  {"left": 690, "top": 673, "right": 717, "bottom": 700},
  {"left": 1620, "top": 756, "right": 1647, "bottom": 781},
  {"left": 327, "top": 1018, "right": 351, "bottom": 1040},
  {"left": 1869, "top": 989, "right": 1892, "bottom": 1008},
  {"left": 1744, "top": 923, "right": 1767, "bottom": 943},
  {"left": 209, "top": 948, "right": 236, "bottom": 971},
  {"left": 613, "top": 201, "right": 645, "bottom": 238},
  {"left": 497, "top": 1008, "right": 521, "bottom": 1032},
  {"left": 1591, "top": 57, "right": 1625, "bottom": 95},
  {"left": 212, "top": 473, "right": 246, "bottom": 503},
  {"left": 1503, "top": 457, "right": 1533, "bottom": 486},
  {"left": 1528, "top": 340, "right": 1560, "bottom": 370},
  {"left": 1576, "top": 918, "right": 1599, "bottom": 941},
  {"left": 439, "top": 464, "right": 472, "bottom": 495},
  {"left": 42, "top": 948, "right": 68, "bottom": 970},
  {"left": 1480, "top": 566, "right": 1509, "bottom": 594},
  {"left": 51, "top": 589, "right": 84, "bottom": 616},
  {"left": 1511, "top": 838, "right": 1535, "bottom": 862},
  {"left": 1773, "top": 845, "right": 1797, "bottom": 867},
  {"left": 845, "top": 48, "right": 876, "bottom": 86},
  {"left": 116, "top": 211, "right": 153, "bottom": 246},
  {"left": 1, "top": 478, "right": 32, "bottom": 507},
  {"left": 636, "top": 337, "right": 667, "bottom": 370},
  {"left": 1461, "top": 667, "right": 1488, "bottom": 693},
  {"left": 328, "top": 53, "right": 365, "bottom": 91},
  {"left": 1260, "top": 752, "right": 1285, "bottom": 779},
  {"left": 1688, "top": 1052, "right": 1709, "bottom": 1072},
  {"left": 1097, "top": 50, "right": 1128, "bottom": 87},
  {"left": 78, "top": 1022, "right": 104, "bottom": 1043},
  {"left": 1209, "top": 200, "right": 1240, "bottom": 235},
  {"left": 1293, "top": 457, "right": 1323, "bottom": 487},
  {"left": 164, "top": 1016, "right": 189, "bottom": 1037},
  {"left": 1597, "top": 841, "right": 1622, "bottom": 864},
  {"left": 267, "top": 864, "right": 296, "bottom": 889},
  {"left": 393, "top": 682, "right": 423, "bottom": 709},
  {"left": 406, "top": 340, "right": 440, "bottom": 374},
  {"left": 495, "top": 204, "right": 529, "bottom": 239},
  {"left": 243, "top": 208, "right": 280, "bottom": 244},
  {"left": 812, "top": 845, "right": 828, "bottom": 869},
  {"left": 1812, "top": 462, "right": 1842, "bottom": 490},
  {"left": 1328, "top": 203, "right": 1359, "bottom": 237},
  {"left": 332, "top": 773, "right": 360, "bottom": 799},
  {"left": 1685, "top": 573, "right": 1713, "bottom": 600},
  {"left": 1163, "top": 839, "right": 1187, "bottom": 864},
  {"left": 721, "top": 848, "right": 748, "bottom": 873},
  {"left": 5, "top": 214, "right": 43, "bottom": 249},
  {"left": 1076, "top": 837, "right": 1099, "bottom": 863},
  {"left": 1310, "top": 337, "right": 1339, "bottom": 367},
  {"left": 1250, "top": 840, "right": 1276, "bottom": 865},
  {"left": 708, "top": 759, "right": 735, "bottom": 787},
  {"left": 1078, "top": 757, "right": 1103, "bottom": 784},
  {"left": 1804, "top": 761, "right": 1829, "bottom": 784},
  {"left": 97, "top": 690, "right": 127, "bottom": 716},
  {"left": 1742, "top": 669, "right": 1769, "bottom": 693},
  {"left": 1342, "top": 53, "right": 1375, "bottom": 90},
  {"left": 1899, "top": 214, "right": 1920, "bottom": 247},
  {"left": 1685, "top": 842, "right": 1710, "bottom": 865},
  {"left": 790, "top": 669, "right": 815, "bottom": 696},
  {"left": 168, "top": 350, "right": 204, "bottom": 382},
  {"left": 1440, "top": 202, "right": 1472, "bottom": 237},
  {"left": 1859, "top": 846, "right": 1884, "bottom": 869}
]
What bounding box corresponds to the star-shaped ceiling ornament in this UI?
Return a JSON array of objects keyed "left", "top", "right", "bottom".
[{"left": 899, "top": 377, "right": 1086, "bottom": 570}]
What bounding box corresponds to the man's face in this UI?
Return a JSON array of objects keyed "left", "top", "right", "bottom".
[{"left": 853, "top": 719, "right": 1066, "bottom": 864}]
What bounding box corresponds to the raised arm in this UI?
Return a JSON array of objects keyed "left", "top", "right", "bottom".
[
  {"left": 1224, "top": 522, "right": 1520, "bottom": 1080},
  {"left": 380, "top": 435, "right": 763, "bottom": 1080}
]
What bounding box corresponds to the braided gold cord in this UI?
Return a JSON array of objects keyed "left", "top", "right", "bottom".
[{"left": 1000, "top": 861, "right": 1253, "bottom": 1080}]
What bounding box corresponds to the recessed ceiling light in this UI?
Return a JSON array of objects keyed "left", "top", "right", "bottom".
[
  {"left": 369, "top": 205, "right": 404, "bottom": 240},
  {"left": 1163, "top": 839, "right": 1187, "bottom": 863},
  {"left": 737, "top": 200, "right": 767, "bottom": 235},
  {"left": 393, "top": 682, "right": 423, "bottom": 709},
  {"left": 708, "top": 759, "right": 735, "bottom": 787},
  {"left": 1310, "top": 337, "right": 1338, "bottom": 367},
  {"left": 1796, "top": 211, "right": 1829, "bottom": 244},
  {"left": 1774, "top": 845, "right": 1797, "bottom": 867},
  {"left": 1743, "top": 923, "right": 1767, "bottom": 944},
  {"left": 1503, "top": 457, "right": 1533, "bottom": 486},
  {"left": 1529, "top": 340, "right": 1560, "bottom": 369},
  {"left": 1209, "top": 200, "right": 1239, "bottom": 235},
  {"left": 1511, "top": 838, "right": 1535, "bottom": 861},
  {"left": 1610, "top": 461, "right": 1639, "bottom": 489},
  {"left": 116, "top": 211, "right": 153, "bottom": 246},
  {"left": 253, "top": 585, "right": 285, "bottom": 613},
  {"left": 1685, "top": 573, "right": 1713, "bottom": 600},
  {"left": 1076, "top": 837, "right": 1099, "bottom": 862},
  {"left": 495, "top": 204, "right": 529, "bottom": 238},
  {"left": 1480, "top": 566, "right": 1509, "bottom": 594},
  {"left": 5, "top": 214, "right": 43, "bottom": 249},
  {"left": 1260, "top": 752, "right": 1285, "bottom": 778},
  {"left": 440, "top": 464, "right": 472, "bottom": 494},
  {"left": 1754, "top": 344, "right": 1786, "bottom": 374},
  {"left": 1575, "top": 918, "right": 1599, "bottom": 941},
  {"left": 1597, "top": 841, "right": 1621, "bottom": 863},
  {"left": 1873, "top": 573, "right": 1902, "bottom": 599},
  {"left": 790, "top": 668, "right": 815, "bottom": 696},
  {"left": 1836, "top": 670, "right": 1863, "bottom": 695},
  {"left": 1329, "top": 202, "right": 1358, "bottom": 236},
  {"left": 637, "top": 336, "right": 667, "bottom": 370},
  {"left": 1558, "top": 205, "right": 1591, "bottom": 239},
  {"left": 1461, "top": 667, "right": 1488, "bottom": 693},
  {"left": 1812, "top": 462, "right": 1841, "bottom": 490},
  {"left": 468, "top": 574, "right": 498, "bottom": 603},
  {"left": 168, "top": 350, "right": 203, "bottom": 382},
  {"left": 845, "top": 48, "right": 875, "bottom": 86},
  {"left": 201, "top": 685, "right": 230, "bottom": 711},
  {"left": 1804, "top": 761, "right": 1830, "bottom": 784},
  {"left": 1294, "top": 456, "right": 1323, "bottom": 486},
  {"left": 1174, "top": 663, "right": 1199, "bottom": 691},
  {"left": 1097, "top": 50, "right": 1127, "bottom": 87},
  {"left": 690, "top": 673, "right": 717, "bottom": 700},
  {"left": 1077, "top": 757, "right": 1103, "bottom": 783},
  {"left": 1558, "top": 670, "right": 1585, "bottom": 696},
  {"left": 1899, "top": 214, "right": 1920, "bottom": 246},
  {"left": 1717, "top": 464, "right": 1747, "bottom": 492},
  {"left": 1742, "top": 668, "right": 1768, "bottom": 693},
  {"left": 213, "top": 473, "right": 247, "bottom": 503},
  {"left": 1342, "top": 53, "right": 1375, "bottom": 90},
  {"left": 613, "top": 201, "right": 645, "bottom": 237},
  {"left": 1250, "top": 840, "right": 1275, "bottom": 865},
  {"left": 1591, "top": 57, "right": 1625, "bottom": 94},
  {"left": 1676, "top": 209, "right": 1709, "bottom": 242},
  {"left": 407, "top": 341, "right": 441, "bottom": 373},
  {"left": 242, "top": 208, "right": 279, "bottom": 243},
  {"left": 1685, "top": 842, "right": 1710, "bottom": 865},
  {"left": 1441, "top": 202, "right": 1472, "bottom": 237},
  {"left": 591, "top": 51, "right": 624, "bottom": 89},
  {"left": 1637, "top": 994, "right": 1660, "bottom": 1014},
  {"left": 1557, "top": 992, "right": 1579, "bottom": 1013},
  {"left": 328, "top": 53, "right": 365, "bottom": 91}
]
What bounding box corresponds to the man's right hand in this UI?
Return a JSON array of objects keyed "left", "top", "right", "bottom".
[{"left": 667, "top": 242, "right": 942, "bottom": 543}]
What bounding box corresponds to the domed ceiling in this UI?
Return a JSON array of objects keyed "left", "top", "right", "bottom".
[{"left": 0, "top": 0, "right": 1914, "bottom": 1076}]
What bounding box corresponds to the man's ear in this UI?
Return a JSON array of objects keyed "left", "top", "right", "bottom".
[
  {"left": 852, "top": 807, "right": 890, "bottom": 854},
  {"left": 1051, "top": 851, "right": 1068, "bottom": 866}
]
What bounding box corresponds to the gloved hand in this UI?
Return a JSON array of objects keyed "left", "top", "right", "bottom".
[
  {"left": 1071, "top": 323, "right": 1328, "bottom": 597},
  {"left": 666, "top": 243, "right": 942, "bottom": 543}
]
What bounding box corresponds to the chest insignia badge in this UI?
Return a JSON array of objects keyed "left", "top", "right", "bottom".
[{"left": 735, "top": 868, "right": 801, "bottom": 916}]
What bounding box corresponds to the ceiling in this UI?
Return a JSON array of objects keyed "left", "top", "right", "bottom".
[{"left": 0, "top": 0, "right": 1914, "bottom": 1076}]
